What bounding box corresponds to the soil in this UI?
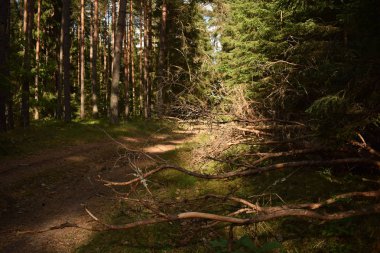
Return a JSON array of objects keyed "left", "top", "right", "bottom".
[{"left": 0, "top": 130, "right": 194, "bottom": 253}]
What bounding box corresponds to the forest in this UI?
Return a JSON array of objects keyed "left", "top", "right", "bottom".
[{"left": 0, "top": 0, "right": 379, "bottom": 252}]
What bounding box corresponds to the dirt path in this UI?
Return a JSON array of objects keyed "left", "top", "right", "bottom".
[{"left": 0, "top": 130, "right": 194, "bottom": 253}]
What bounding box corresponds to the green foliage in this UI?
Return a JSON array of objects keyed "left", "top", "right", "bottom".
[
  {"left": 216, "top": 0, "right": 380, "bottom": 142},
  {"left": 306, "top": 92, "right": 347, "bottom": 118}
]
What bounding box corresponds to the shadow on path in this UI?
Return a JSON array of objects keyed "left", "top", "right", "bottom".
[{"left": 0, "top": 129, "right": 195, "bottom": 253}]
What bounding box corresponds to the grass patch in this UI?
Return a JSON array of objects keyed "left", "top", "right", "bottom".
[{"left": 0, "top": 118, "right": 174, "bottom": 159}]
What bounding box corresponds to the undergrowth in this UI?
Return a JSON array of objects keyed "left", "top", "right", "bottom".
[{"left": 76, "top": 124, "right": 380, "bottom": 253}]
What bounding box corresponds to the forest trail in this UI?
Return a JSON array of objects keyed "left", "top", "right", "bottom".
[{"left": 0, "top": 128, "right": 195, "bottom": 253}]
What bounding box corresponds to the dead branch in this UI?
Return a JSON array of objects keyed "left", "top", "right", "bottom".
[
  {"left": 233, "top": 126, "right": 272, "bottom": 136},
  {"left": 13, "top": 190, "right": 380, "bottom": 235},
  {"left": 351, "top": 133, "right": 380, "bottom": 158},
  {"left": 216, "top": 118, "right": 306, "bottom": 127},
  {"left": 101, "top": 158, "right": 380, "bottom": 186},
  {"left": 84, "top": 203, "right": 380, "bottom": 231},
  {"left": 265, "top": 60, "right": 302, "bottom": 67},
  {"left": 244, "top": 148, "right": 324, "bottom": 167},
  {"left": 226, "top": 134, "right": 316, "bottom": 147},
  {"left": 282, "top": 190, "right": 380, "bottom": 210}
]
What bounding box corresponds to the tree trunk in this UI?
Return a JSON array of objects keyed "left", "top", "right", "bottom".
[
  {"left": 124, "top": 12, "right": 130, "bottom": 119},
  {"left": 110, "top": 0, "right": 127, "bottom": 124},
  {"left": 129, "top": 0, "right": 135, "bottom": 116},
  {"left": 111, "top": 0, "right": 116, "bottom": 74},
  {"left": 143, "top": 0, "right": 150, "bottom": 118},
  {"left": 33, "top": 0, "right": 41, "bottom": 120},
  {"left": 0, "top": 0, "right": 10, "bottom": 131},
  {"left": 105, "top": 4, "right": 111, "bottom": 117},
  {"left": 77, "top": 23, "right": 80, "bottom": 97},
  {"left": 157, "top": 0, "right": 167, "bottom": 117},
  {"left": 148, "top": 0, "right": 152, "bottom": 117},
  {"left": 7, "top": 0, "right": 13, "bottom": 129},
  {"left": 57, "top": 1, "right": 64, "bottom": 120},
  {"left": 91, "top": 0, "right": 99, "bottom": 118},
  {"left": 80, "top": 0, "right": 85, "bottom": 119},
  {"left": 62, "top": 0, "right": 71, "bottom": 122},
  {"left": 89, "top": 2, "right": 93, "bottom": 110},
  {"left": 139, "top": 1, "right": 145, "bottom": 117},
  {"left": 21, "top": 0, "right": 34, "bottom": 127}
]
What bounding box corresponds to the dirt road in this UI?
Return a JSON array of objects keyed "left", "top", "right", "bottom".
[{"left": 0, "top": 130, "right": 193, "bottom": 253}]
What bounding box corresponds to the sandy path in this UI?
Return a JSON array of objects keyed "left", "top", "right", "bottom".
[{"left": 0, "top": 130, "right": 193, "bottom": 253}]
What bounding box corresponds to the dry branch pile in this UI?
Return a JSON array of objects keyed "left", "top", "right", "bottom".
[{"left": 91, "top": 116, "right": 380, "bottom": 238}]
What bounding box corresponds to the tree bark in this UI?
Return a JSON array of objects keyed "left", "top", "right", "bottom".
[
  {"left": 80, "top": 0, "right": 85, "bottom": 119},
  {"left": 62, "top": 0, "right": 71, "bottom": 122},
  {"left": 111, "top": 0, "right": 116, "bottom": 74},
  {"left": 57, "top": 1, "right": 64, "bottom": 120},
  {"left": 0, "top": 0, "right": 10, "bottom": 131},
  {"left": 103, "top": 4, "right": 109, "bottom": 117},
  {"left": 156, "top": 0, "right": 167, "bottom": 117},
  {"left": 33, "top": 0, "right": 41, "bottom": 120},
  {"left": 103, "top": 3, "right": 112, "bottom": 117},
  {"left": 129, "top": 0, "right": 135, "bottom": 116},
  {"left": 110, "top": 0, "right": 127, "bottom": 124},
  {"left": 6, "top": 0, "right": 13, "bottom": 130},
  {"left": 143, "top": 0, "right": 150, "bottom": 118},
  {"left": 148, "top": 0, "right": 152, "bottom": 117},
  {"left": 123, "top": 11, "right": 130, "bottom": 119},
  {"left": 21, "top": 0, "right": 34, "bottom": 127},
  {"left": 139, "top": 1, "right": 145, "bottom": 117},
  {"left": 89, "top": 2, "right": 93, "bottom": 109},
  {"left": 91, "top": 0, "right": 99, "bottom": 118},
  {"left": 77, "top": 22, "right": 80, "bottom": 96}
]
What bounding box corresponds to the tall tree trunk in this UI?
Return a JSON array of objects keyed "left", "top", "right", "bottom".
[
  {"left": 111, "top": 0, "right": 116, "bottom": 74},
  {"left": 0, "top": 0, "right": 10, "bottom": 131},
  {"left": 110, "top": 0, "right": 127, "bottom": 124},
  {"left": 139, "top": 1, "right": 145, "bottom": 117},
  {"left": 129, "top": 0, "right": 135, "bottom": 116},
  {"left": 57, "top": 1, "right": 64, "bottom": 120},
  {"left": 89, "top": 2, "right": 93, "bottom": 106},
  {"left": 103, "top": 39, "right": 108, "bottom": 114},
  {"left": 62, "top": 0, "right": 71, "bottom": 122},
  {"left": 147, "top": 0, "right": 152, "bottom": 118},
  {"left": 143, "top": 0, "right": 150, "bottom": 118},
  {"left": 80, "top": 0, "right": 85, "bottom": 119},
  {"left": 157, "top": 0, "right": 167, "bottom": 117},
  {"left": 91, "top": 0, "right": 99, "bottom": 118},
  {"left": 21, "top": 0, "right": 34, "bottom": 127},
  {"left": 124, "top": 15, "right": 130, "bottom": 119},
  {"left": 105, "top": 4, "right": 111, "bottom": 117},
  {"left": 77, "top": 23, "right": 80, "bottom": 96},
  {"left": 33, "top": 0, "right": 41, "bottom": 120},
  {"left": 7, "top": 0, "right": 14, "bottom": 129}
]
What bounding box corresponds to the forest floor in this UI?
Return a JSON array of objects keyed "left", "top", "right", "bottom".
[
  {"left": 0, "top": 120, "right": 197, "bottom": 253},
  {"left": 0, "top": 120, "right": 379, "bottom": 253}
]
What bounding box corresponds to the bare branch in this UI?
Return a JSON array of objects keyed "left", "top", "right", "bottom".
[
  {"left": 83, "top": 204, "right": 380, "bottom": 231},
  {"left": 233, "top": 126, "right": 272, "bottom": 136},
  {"left": 102, "top": 158, "right": 380, "bottom": 186}
]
